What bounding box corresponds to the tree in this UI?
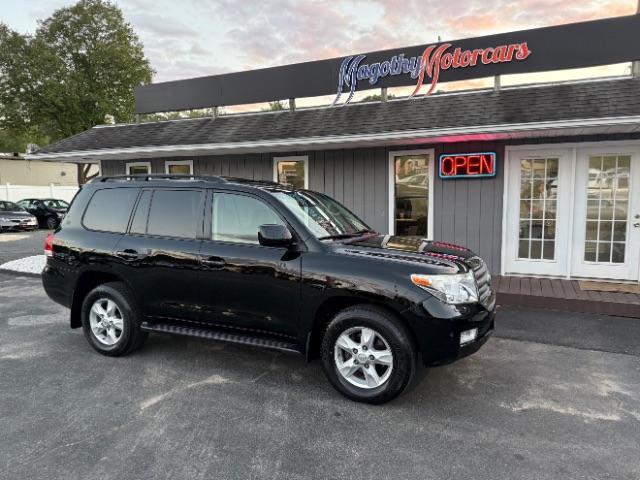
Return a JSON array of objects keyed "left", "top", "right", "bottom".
[{"left": 0, "top": 0, "right": 153, "bottom": 183}]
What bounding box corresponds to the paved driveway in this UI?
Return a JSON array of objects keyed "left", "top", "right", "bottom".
[
  {"left": 1, "top": 272, "right": 639, "bottom": 480},
  {"left": 0, "top": 230, "right": 48, "bottom": 264}
]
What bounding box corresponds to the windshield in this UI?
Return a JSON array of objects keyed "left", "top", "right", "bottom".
[
  {"left": 0, "top": 201, "right": 24, "bottom": 212},
  {"left": 271, "top": 190, "right": 372, "bottom": 240},
  {"left": 43, "top": 199, "right": 69, "bottom": 209}
]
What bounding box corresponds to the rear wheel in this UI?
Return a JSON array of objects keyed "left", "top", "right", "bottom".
[
  {"left": 321, "top": 305, "right": 416, "bottom": 404},
  {"left": 46, "top": 216, "right": 58, "bottom": 230},
  {"left": 81, "top": 282, "right": 147, "bottom": 356}
]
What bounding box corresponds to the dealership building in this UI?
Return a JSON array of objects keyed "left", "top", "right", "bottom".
[{"left": 29, "top": 15, "right": 640, "bottom": 291}]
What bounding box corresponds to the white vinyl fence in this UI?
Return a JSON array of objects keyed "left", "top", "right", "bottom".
[{"left": 0, "top": 183, "right": 79, "bottom": 203}]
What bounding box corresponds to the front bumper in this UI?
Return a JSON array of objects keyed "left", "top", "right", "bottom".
[
  {"left": 405, "top": 290, "right": 496, "bottom": 366},
  {"left": 0, "top": 218, "right": 38, "bottom": 230}
]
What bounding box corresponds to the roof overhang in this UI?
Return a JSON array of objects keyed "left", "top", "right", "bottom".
[{"left": 26, "top": 115, "right": 640, "bottom": 162}]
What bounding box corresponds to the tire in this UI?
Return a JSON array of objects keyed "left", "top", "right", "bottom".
[
  {"left": 46, "top": 216, "right": 58, "bottom": 230},
  {"left": 81, "top": 281, "right": 147, "bottom": 357},
  {"left": 321, "top": 305, "right": 417, "bottom": 404}
]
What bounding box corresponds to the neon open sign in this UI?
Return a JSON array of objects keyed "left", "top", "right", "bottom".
[{"left": 439, "top": 152, "right": 497, "bottom": 179}]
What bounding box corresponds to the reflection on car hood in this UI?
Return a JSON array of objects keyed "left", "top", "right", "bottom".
[{"left": 331, "top": 234, "right": 476, "bottom": 273}]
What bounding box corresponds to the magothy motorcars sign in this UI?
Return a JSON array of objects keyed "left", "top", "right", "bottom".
[
  {"left": 333, "top": 42, "right": 532, "bottom": 105},
  {"left": 134, "top": 15, "right": 640, "bottom": 114}
]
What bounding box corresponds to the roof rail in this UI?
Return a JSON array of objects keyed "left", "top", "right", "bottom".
[{"left": 91, "top": 174, "right": 227, "bottom": 183}]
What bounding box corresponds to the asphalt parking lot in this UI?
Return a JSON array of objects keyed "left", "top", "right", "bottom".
[
  {"left": 0, "top": 230, "right": 48, "bottom": 264},
  {"left": 0, "top": 270, "right": 639, "bottom": 480}
]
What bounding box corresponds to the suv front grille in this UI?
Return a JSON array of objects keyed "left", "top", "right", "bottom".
[{"left": 467, "top": 256, "right": 494, "bottom": 309}]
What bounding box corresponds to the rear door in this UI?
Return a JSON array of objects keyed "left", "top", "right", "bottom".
[
  {"left": 113, "top": 187, "right": 205, "bottom": 321},
  {"left": 198, "top": 190, "right": 302, "bottom": 337}
]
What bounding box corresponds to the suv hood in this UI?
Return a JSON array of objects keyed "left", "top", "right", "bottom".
[{"left": 330, "top": 234, "right": 476, "bottom": 274}]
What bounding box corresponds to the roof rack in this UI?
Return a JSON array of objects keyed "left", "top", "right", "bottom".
[{"left": 92, "top": 174, "right": 227, "bottom": 183}]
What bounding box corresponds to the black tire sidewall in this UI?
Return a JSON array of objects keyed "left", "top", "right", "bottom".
[
  {"left": 81, "top": 283, "right": 136, "bottom": 356},
  {"left": 46, "top": 217, "right": 58, "bottom": 229},
  {"left": 321, "top": 306, "right": 416, "bottom": 404}
]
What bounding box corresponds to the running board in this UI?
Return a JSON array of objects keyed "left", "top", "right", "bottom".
[{"left": 140, "top": 321, "right": 303, "bottom": 354}]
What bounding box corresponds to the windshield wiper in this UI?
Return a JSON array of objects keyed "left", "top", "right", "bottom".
[{"left": 318, "top": 229, "right": 376, "bottom": 240}]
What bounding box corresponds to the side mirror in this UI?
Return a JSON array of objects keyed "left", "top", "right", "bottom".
[{"left": 258, "top": 224, "right": 293, "bottom": 247}]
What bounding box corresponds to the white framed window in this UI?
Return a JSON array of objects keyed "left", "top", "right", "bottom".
[
  {"left": 165, "top": 159, "right": 193, "bottom": 175},
  {"left": 273, "top": 156, "right": 308, "bottom": 189},
  {"left": 126, "top": 161, "right": 151, "bottom": 175},
  {"left": 388, "top": 149, "right": 435, "bottom": 238}
]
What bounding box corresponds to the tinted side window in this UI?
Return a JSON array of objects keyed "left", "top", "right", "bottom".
[
  {"left": 130, "top": 190, "right": 152, "bottom": 235},
  {"left": 83, "top": 188, "right": 139, "bottom": 233},
  {"left": 146, "top": 189, "right": 203, "bottom": 239},
  {"left": 212, "top": 192, "right": 284, "bottom": 244}
]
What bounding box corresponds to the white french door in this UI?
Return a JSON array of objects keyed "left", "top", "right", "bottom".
[
  {"left": 505, "top": 143, "right": 640, "bottom": 281},
  {"left": 504, "top": 149, "right": 573, "bottom": 276},
  {"left": 571, "top": 148, "right": 640, "bottom": 280}
]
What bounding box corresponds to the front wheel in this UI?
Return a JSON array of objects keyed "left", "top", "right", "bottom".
[
  {"left": 321, "top": 305, "right": 416, "bottom": 404},
  {"left": 81, "top": 282, "right": 147, "bottom": 356}
]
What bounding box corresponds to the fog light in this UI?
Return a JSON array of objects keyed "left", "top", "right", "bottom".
[{"left": 460, "top": 328, "right": 478, "bottom": 346}]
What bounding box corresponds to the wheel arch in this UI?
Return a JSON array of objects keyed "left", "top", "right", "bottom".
[
  {"left": 70, "top": 270, "right": 130, "bottom": 328},
  {"left": 305, "top": 296, "right": 418, "bottom": 362}
]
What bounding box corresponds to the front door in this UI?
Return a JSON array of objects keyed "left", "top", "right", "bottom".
[
  {"left": 504, "top": 149, "right": 573, "bottom": 276},
  {"left": 198, "top": 190, "right": 302, "bottom": 337},
  {"left": 571, "top": 149, "right": 640, "bottom": 280}
]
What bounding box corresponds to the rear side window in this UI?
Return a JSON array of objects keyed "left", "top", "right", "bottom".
[
  {"left": 83, "top": 188, "right": 139, "bottom": 233},
  {"left": 146, "top": 189, "right": 203, "bottom": 239}
]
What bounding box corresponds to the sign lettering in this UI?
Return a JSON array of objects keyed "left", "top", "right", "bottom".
[{"left": 439, "top": 152, "right": 497, "bottom": 179}]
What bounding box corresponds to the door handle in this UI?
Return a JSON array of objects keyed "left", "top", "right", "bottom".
[
  {"left": 200, "top": 256, "right": 226, "bottom": 269},
  {"left": 634, "top": 222, "right": 640, "bottom": 228},
  {"left": 115, "top": 249, "right": 140, "bottom": 261}
]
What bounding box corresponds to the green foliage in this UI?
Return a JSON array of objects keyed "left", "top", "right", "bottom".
[
  {"left": 140, "top": 108, "right": 219, "bottom": 122},
  {"left": 360, "top": 93, "right": 396, "bottom": 103},
  {"left": 262, "top": 100, "right": 287, "bottom": 111},
  {"left": 0, "top": 0, "right": 153, "bottom": 147}
]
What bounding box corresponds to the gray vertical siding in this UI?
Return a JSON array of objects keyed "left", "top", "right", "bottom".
[
  {"left": 99, "top": 141, "right": 504, "bottom": 273},
  {"left": 432, "top": 142, "right": 505, "bottom": 273}
]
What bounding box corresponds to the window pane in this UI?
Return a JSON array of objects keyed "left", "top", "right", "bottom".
[
  {"left": 167, "top": 164, "right": 192, "bottom": 175},
  {"left": 394, "top": 154, "right": 429, "bottom": 236},
  {"left": 517, "top": 157, "right": 558, "bottom": 259},
  {"left": 83, "top": 188, "right": 138, "bottom": 233},
  {"left": 276, "top": 160, "right": 305, "bottom": 189},
  {"left": 147, "top": 190, "right": 202, "bottom": 239},
  {"left": 128, "top": 165, "right": 149, "bottom": 175},
  {"left": 212, "top": 193, "right": 284, "bottom": 244},
  {"left": 130, "top": 190, "right": 152, "bottom": 234},
  {"left": 583, "top": 154, "right": 630, "bottom": 264}
]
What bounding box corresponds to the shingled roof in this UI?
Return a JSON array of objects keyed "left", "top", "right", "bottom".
[{"left": 30, "top": 76, "right": 640, "bottom": 159}]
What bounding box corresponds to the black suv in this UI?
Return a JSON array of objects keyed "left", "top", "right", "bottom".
[{"left": 43, "top": 175, "right": 495, "bottom": 404}]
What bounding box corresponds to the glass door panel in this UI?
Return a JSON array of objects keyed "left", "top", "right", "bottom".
[{"left": 571, "top": 150, "right": 640, "bottom": 280}]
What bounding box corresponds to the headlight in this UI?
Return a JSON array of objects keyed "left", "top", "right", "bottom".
[{"left": 410, "top": 272, "right": 478, "bottom": 304}]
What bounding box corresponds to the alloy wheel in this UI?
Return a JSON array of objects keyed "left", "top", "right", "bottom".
[
  {"left": 89, "top": 298, "right": 124, "bottom": 346},
  {"left": 334, "top": 326, "right": 393, "bottom": 389}
]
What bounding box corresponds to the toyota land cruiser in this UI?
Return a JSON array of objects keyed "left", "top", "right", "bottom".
[{"left": 42, "top": 175, "right": 495, "bottom": 404}]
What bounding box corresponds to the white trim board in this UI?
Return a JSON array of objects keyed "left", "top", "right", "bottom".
[
  {"left": 126, "top": 161, "right": 151, "bottom": 174},
  {"left": 387, "top": 149, "right": 435, "bottom": 238}
]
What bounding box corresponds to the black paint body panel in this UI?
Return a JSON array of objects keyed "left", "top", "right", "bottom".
[{"left": 43, "top": 177, "right": 495, "bottom": 366}]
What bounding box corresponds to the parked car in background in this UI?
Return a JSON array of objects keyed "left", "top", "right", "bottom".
[
  {"left": 42, "top": 175, "right": 495, "bottom": 404},
  {"left": 17, "top": 198, "right": 69, "bottom": 229},
  {"left": 0, "top": 200, "right": 38, "bottom": 232}
]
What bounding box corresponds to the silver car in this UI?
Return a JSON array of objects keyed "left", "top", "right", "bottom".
[{"left": 0, "top": 201, "right": 38, "bottom": 232}]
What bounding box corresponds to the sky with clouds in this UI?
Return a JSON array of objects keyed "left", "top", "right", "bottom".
[{"left": 2, "top": 0, "right": 638, "bottom": 108}]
